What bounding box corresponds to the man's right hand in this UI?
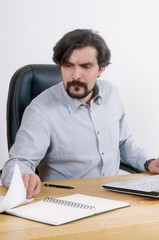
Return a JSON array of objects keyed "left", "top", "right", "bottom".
[{"left": 22, "top": 173, "right": 41, "bottom": 199}]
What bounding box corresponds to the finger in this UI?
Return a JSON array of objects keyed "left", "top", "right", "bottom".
[
  {"left": 28, "top": 175, "right": 41, "bottom": 198},
  {"left": 22, "top": 174, "right": 30, "bottom": 190},
  {"left": 27, "top": 175, "right": 41, "bottom": 199},
  {"left": 22, "top": 174, "right": 34, "bottom": 199},
  {"left": 31, "top": 179, "right": 41, "bottom": 198}
]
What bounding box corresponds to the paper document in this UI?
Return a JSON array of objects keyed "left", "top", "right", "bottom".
[
  {"left": 0, "top": 164, "right": 31, "bottom": 213},
  {"left": 6, "top": 193, "right": 130, "bottom": 225}
]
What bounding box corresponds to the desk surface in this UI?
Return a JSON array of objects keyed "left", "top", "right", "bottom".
[{"left": 0, "top": 173, "right": 159, "bottom": 240}]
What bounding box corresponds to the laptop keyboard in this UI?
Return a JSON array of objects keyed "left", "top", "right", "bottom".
[{"left": 126, "top": 180, "right": 159, "bottom": 191}]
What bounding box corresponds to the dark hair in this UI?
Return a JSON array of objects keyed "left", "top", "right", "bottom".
[{"left": 52, "top": 29, "right": 111, "bottom": 68}]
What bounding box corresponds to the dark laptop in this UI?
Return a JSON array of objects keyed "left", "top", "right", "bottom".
[{"left": 102, "top": 175, "right": 159, "bottom": 198}]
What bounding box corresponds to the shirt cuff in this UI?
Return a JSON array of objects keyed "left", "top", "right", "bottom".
[{"left": 144, "top": 159, "right": 155, "bottom": 171}]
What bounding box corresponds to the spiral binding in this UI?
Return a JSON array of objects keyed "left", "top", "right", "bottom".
[{"left": 43, "top": 197, "right": 95, "bottom": 210}]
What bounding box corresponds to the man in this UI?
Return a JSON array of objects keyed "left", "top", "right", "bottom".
[{"left": 2, "top": 29, "right": 159, "bottom": 199}]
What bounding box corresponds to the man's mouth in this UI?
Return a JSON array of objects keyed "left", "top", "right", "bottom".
[{"left": 67, "top": 80, "right": 87, "bottom": 89}]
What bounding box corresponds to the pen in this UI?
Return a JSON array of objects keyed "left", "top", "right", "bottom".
[{"left": 44, "top": 183, "right": 75, "bottom": 189}]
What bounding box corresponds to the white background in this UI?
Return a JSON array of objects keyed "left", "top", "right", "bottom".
[{"left": 0, "top": 0, "right": 159, "bottom": 169}]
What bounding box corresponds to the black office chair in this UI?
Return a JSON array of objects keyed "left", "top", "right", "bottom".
[
  {"left": 5, "top": 64, "right": 141, "bottom": 174},
  {"left": 7, "top": 64, "right": 62, "bottom": 149}
]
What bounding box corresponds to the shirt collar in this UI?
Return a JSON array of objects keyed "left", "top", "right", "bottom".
[
  {"left": 60, "top": 81, "right": 104, "bottom": 113},
  {"left": 60, "top": 83, "right": 82, "bottom": 112},
  {"left": 92, "top": 81, "right": 103, "bottom": 105}
]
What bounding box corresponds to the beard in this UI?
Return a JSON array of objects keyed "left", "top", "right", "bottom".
[{"left": 66, "top": 80, "right": 94, "bottom": 99}]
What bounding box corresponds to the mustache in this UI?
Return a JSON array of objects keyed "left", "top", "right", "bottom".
[{"left": 67, "top": 80, "right": 87, "bottom": 88}]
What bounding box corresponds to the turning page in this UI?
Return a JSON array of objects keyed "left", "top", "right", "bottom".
[{"left": 0, "top": 164, "right": 32, "bottom": 213}]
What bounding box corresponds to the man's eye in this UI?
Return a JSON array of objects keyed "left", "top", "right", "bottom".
[
  {"left": 82, "top": 65, "right": 90, "bottom": 69},
  {"left": 63, "top": 63, "right": 72, "bottom": 68}
]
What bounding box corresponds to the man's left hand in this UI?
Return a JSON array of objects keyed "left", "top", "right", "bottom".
[{"left": 148, "top": 158, "right": 159, "bottom": 173}]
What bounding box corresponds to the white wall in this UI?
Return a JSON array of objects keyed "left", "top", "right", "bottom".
[{"left": 0, "top": 0, "right": 159, "bottom": 169}]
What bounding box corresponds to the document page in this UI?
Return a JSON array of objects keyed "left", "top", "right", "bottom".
[
  {"left": 58, "top": 194, "right": 130, "bottom": 213},
  {"left": 0, "top": 164, "right": 31, "bottom": 213},
  {"left": 0, "top": 196, "right": 4, "bottom": 204}
]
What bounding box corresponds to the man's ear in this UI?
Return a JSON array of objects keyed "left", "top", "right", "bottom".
[{"left": 98, "top": 67, "right": 105, "bottom": 77}]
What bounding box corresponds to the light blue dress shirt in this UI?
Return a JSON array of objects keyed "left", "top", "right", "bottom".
[{"left": 1, "top": 80, "right": 153, "bottom": 186}]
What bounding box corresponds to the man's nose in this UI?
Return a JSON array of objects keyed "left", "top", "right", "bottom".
[{"left": 72, "top": 67, "right": 81, "bottom": 80}]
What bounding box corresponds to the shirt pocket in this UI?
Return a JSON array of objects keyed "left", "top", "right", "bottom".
[{"left": 108, "top": 118, "right": 120, "bottom": 151}]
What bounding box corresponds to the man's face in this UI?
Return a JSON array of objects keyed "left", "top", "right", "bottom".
[{"left": 61, "top": 46, "right": 104, "bottom": 103}]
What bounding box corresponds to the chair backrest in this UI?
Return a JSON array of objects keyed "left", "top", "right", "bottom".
[{"left": 7, "top": 64, "right": 62, "bottom": 149}]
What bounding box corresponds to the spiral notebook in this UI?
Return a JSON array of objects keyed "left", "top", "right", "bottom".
[{"left": 5, "top": 194, "right": 129, "bottom": 225}]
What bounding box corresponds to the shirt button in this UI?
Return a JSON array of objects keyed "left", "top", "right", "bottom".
[
  {"left": 103, "top": 172, "right": 105, "bottom": 176},
  {"left": 102, "top": 152, "right": 104, "bottom": 155},
  {"left": 97, "top": 131, "right": 100, "bottom": 134}
]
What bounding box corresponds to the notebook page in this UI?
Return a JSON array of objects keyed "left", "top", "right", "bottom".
[
  {"left": 0, "top": 164, "right": 32, "bottom": 213},
  {"left": 58, "top": 194, "right": 130, "bottom": 213},
  {"left": 6, "top": 199, "right": 95, "bottom": 225},
  {"left": 0, "top": 196, "right": 4, "bottom": 204}
]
